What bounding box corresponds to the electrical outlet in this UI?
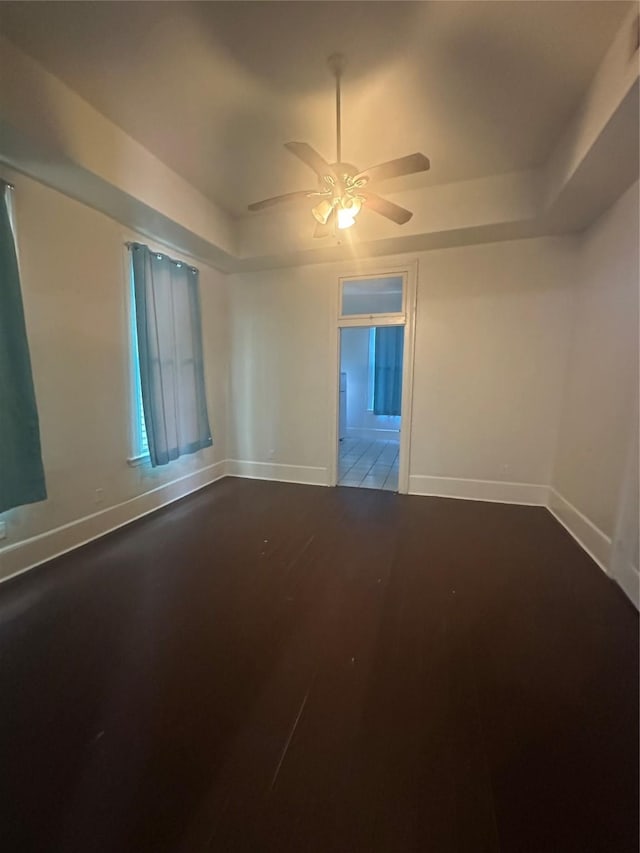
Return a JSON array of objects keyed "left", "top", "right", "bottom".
[
  {"left": 0, "top": 521, "right": 6, "bottom": 540},
  {"left": 94, "top": 488, "right": 105, "bottom": 505},
  {"left": 268, "top": 449, "right": 275, "bottom": 460},
  {"left": 501, "top": 463, "right": 510, "bottom": 476}
]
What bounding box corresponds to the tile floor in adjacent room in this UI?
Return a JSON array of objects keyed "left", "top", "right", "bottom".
[{"left": 338, "top": 435, "right": 400, "bottom": 491}]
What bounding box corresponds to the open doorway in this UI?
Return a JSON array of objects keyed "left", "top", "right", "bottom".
[
  {"left": 338, "top": 325, "right": 403, "bottom": 491},
  {"left": 330, "top": 266, "right": 416, "bottom": 494}
]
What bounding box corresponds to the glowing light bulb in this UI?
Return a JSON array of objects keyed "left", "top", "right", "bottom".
[
  {"left": 336, "top": 196, "right": 362, "bottom": 230},
  {"left": 337, "top": 207, "right": 356, "bottom": 229}
]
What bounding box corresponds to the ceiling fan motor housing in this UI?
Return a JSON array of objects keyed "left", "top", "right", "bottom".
[{"left": 320, "top": 162, "right": 362, "bottom": 194}]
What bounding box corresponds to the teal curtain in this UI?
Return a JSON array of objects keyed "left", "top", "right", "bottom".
[
  {"left": 373, "top": 325, "right": 404, "bottom": 416},
  {"left": 0, "top": 182, "right": 47, "bottom": 513},
  {"left": 130, "top": 243, "right": 212, "bottom": 467}
]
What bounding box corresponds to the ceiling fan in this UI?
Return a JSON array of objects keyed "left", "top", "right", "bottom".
[{"left": 247, "top": 53, "right": 430, "bottom": 237}]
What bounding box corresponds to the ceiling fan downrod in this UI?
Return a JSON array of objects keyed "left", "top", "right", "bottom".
[{"left": 327, "top": 53, "right": 346, "bottom": 164}]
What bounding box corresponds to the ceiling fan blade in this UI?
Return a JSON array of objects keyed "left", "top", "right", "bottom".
[
  {"left": 360, "top": 191, "right": 413, "bottom": 225},
  {"left": 248, "top": 189, "right": 319, "bottom": 212},
  {"left": 356, "top": 153, "right": 430, "bottom": 184},
  {"left": 285, "top": 142, "right": 336, "bottom": 180},
  {"left": 313, "top": 211, "right": 334, "bottom": 238}
]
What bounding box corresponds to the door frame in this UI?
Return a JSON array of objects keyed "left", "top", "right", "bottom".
[{"left": 327, "top": 259, "right": 418, "bottom": 493}]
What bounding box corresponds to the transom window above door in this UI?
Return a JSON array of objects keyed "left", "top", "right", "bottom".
[{"left": 340, "top": 275, "right": 404, "bottom": 318}]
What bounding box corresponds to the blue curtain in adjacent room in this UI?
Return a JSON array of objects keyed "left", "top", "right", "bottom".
[
  {"left": 0, "top": 182, "right": 47, "bottom": 513},
  {"left": 130, "top": 243, "right": 212, "bottom": 467},
  {"left": 373, "top": 325, "right": 404, "bottom": 416}
]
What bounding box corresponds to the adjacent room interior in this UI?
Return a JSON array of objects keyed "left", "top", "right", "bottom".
[
  {"left": 338, "top": 275, "right": 405, "bottom": 491},
  {"left": 0, "top": 2, "right": 638, "bottom": 852}
]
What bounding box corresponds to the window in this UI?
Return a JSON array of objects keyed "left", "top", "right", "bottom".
[
  {"left": 341, "top": 275, "right": 404, "bottom": 317},
  {"left": 371, "top": 326, "right": 404, "bottom": 416},
  {"left": 128, "top": 242, "right": 212, "bottom": 468},
  {"left": 365, "top": 326, "right": 404, "bottom": 416},
  {"left": 0, "top": 180, "right": 47, "bottom": 511},
  {"left": 129, "top": 258, "right": 149, "bottom": 462},
  {"left": 367, "top": 327, "right": 376, "bottom": 411}
]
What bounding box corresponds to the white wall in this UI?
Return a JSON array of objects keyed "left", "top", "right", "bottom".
[
  {"left": 551, "top": 181, "right": 639, "bottom": 604},
  {"left": 226, "top": 264, "right": 331, "bottom": 482},
  {"left": 410, "top": 237, "right": 576, "bottom": 499},
  {"left": 340, "top": 326, "right": 401, "bottom": 438},
  {"left": 228, "top": 236, "right": 576, "bottom": 500},
  {"left": 0, "top": 169, "right": 230, "bottom": 581}
]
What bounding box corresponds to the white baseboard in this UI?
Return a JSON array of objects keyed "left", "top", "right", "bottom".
[
  {"left": 226, "top": 460, "right": 329, "bottom": 487},
  {"left": 546, "top": 488, "right": 612, "bottom": 575},
  {"left": 408, "top": 475, "right": 549, "bottom": 506},
  {"left": 0, "top": 460, "right": 228, "bottom": 584},
  {"left": 344, "top": 427, "right": 401, "bottom": 441},
  {"left": 546, "top": 489, "right": 638, "bottom": 610},
  {"left": 610, "top": 553, "right": 640, "bottom": 610}
]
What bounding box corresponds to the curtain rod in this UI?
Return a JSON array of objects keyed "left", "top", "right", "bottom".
[
  {"left": 125, "top": 241, "right": 198, "bottom": 272},
  {"left": 2, "top": 181, "right": 15, "bottom": 190}
]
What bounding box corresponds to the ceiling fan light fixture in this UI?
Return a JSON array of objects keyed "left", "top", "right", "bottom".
[{"left": 311, "top": 198, "right": 334, "bottom": 225}]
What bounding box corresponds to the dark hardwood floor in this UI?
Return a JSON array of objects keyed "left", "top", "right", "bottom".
[{"left": 0, "top": 478, "right": 637, "bottom": 853}]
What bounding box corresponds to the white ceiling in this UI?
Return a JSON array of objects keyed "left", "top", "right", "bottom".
[{"left": 0, "top": 0, "right": 632, "bottom": 217}]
